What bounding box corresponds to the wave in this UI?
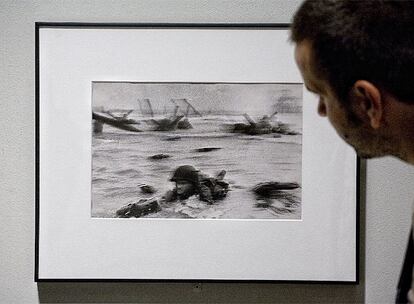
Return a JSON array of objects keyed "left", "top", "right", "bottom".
[{"left": 114, "top": 169, "right": 142, "bottom": 177}]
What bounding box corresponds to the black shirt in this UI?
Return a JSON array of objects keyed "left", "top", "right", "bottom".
[{"left": 396, "top": 229, "right": 413, "bottom": 304}]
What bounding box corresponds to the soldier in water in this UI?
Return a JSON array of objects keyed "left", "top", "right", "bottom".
[
  {"left": 116, "top": 165, "right": 229, "bottom": 218},
  {"left": 163, "top": 165, "right": 229, "bottom": 204}
]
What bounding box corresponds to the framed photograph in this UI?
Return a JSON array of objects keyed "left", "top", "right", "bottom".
[{"left": 36, "top": 23, "right": 359, "bottom": 282}]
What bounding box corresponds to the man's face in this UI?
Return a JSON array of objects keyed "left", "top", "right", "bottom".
[
  {"left": 294, "top": 40, "right": 389, "bottom": 159},
  {"left": 176, "top": 180, "right": 194, "bottom": 196}
]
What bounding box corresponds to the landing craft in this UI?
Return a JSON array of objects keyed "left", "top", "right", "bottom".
[
  {"left": 171, "top": 98, "right": 202, "bottom": 117},
  {"left": 230, "top": 112, "right": 275, "bottom": 135},
  {"left": 138, "top": 98, "right": 197, "bottom": 131},
  {"left": 92, "top": 112, "right": 141, "bottom": 133},
  {"left": 229, "top": 112, "right": 299, "bottom": 136},
  {"left": 142, "top": 103, "right": 185, "bottom": 131},
  {"left": 170, "top": 98, "right": 203, "bottom": 130},
  {"left": 148, "top": 115, "right": 184, "bottom": 131},
  {"left": 138, "top": 98, "right": 179, "bottom": 131},
  {"left": 103, "top": 109, "right": 140, "bottom": 125}
]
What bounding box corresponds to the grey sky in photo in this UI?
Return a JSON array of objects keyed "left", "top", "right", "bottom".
[{"left": 92, "top": 82, "right": 302, "bottom": 115}]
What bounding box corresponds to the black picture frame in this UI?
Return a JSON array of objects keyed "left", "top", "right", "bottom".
[{"left": 35, "top": 22, "right": 360, "bottom": 283}]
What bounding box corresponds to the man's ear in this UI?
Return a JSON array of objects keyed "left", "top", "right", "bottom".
[{"left": 352, "top": 80, "right": 383, "bottom": 129}]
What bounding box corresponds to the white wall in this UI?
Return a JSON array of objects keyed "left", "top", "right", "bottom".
[
  {"left": 1, "top": 0, "right": 413, "bottom": 303},
  {"left": 365, "top": 158, "right": 414, "bottom": 303}
]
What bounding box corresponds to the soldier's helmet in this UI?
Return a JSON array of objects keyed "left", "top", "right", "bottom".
[{"left": 170, "top": 165, "right": 199, "bottom": 185}]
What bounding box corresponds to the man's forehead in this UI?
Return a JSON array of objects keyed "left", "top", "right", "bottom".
[
  {"left": 294, "top": 40, "right": 313, "bottom": 71},
  {"left": 294, "top": 40, "right": 326, "bottom": 93}
]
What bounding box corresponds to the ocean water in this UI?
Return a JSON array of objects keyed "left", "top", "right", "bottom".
[{"left": 92, "top": 113, "right": 302, "bottom": 219}]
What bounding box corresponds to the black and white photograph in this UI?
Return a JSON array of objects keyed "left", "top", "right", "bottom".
[
  {"left": 92, "top": 82, "right": 303, "bottom": 219},
  {"left": 37, "top": 24, "right": 357, "bottom": 282}
]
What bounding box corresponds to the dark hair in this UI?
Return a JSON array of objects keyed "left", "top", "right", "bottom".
[{"left": 291, "top": 0, "right": 414, "bottom": 104}]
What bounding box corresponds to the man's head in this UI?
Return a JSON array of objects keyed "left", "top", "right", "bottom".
[
  {"left": 291, "top": 0, "right": 414, "bottom": 160},
  {"left": 170, "top": 165, "right": 199, "bottom": 198}
]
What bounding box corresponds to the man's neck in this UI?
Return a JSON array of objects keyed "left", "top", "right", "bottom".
[
  {"left": 400, "top": 141, "right": 414, "bottom": 165},
  {"left": 385, "top": 96, "right": 414, "bottom": 165},
  {"left": 399, "top": 111, "right": 414, "bottom": 165}
]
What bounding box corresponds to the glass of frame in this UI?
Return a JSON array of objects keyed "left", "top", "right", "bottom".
[{"left": 36, "top": 23, "right": 358, "bottom": 282}]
